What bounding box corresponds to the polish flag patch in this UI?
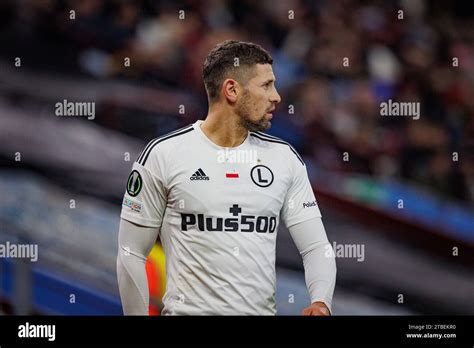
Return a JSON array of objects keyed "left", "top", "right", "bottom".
[{"left": 226, "top": 173, "right": 239, "bottom": 178}]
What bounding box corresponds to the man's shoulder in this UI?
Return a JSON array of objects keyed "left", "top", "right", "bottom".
[
  {"left": 249, "top": 131, "right": 305, "bottom": 167},
  {"left": 136, "top": 123, "right": 195, "bottom": 166}
]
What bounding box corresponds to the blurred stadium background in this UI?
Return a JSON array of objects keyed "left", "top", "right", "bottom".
[{"left": 0, "top": 0, "right": 473, "bottom": 315}]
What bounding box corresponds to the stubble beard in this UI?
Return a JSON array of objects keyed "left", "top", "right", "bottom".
[{"left": 237, "top": 91, "right": 271, "bottom": 132}]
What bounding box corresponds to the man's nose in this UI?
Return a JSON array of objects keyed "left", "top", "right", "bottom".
[{"left": 271, "top": 89, "right": 281, "bottom": 104}]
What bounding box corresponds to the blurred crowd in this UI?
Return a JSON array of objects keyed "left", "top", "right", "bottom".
[{"left": 1, "top": 0, "right": 473, "bottom": 206}]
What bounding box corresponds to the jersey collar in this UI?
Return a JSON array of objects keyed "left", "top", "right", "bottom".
[{"left": 193, "top": 120, "right": 251, "bottom": 150}]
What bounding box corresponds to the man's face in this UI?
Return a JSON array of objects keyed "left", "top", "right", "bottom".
[{"left": 236, "top": 64, "right": 281, "bottom": 132}]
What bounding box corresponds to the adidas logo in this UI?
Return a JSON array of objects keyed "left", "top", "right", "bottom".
[{"left": 190, "top": 168, "right": 210, "bottom": 181}]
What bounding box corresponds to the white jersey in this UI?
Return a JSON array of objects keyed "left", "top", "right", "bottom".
[{"left": 120, "top": 120, "right": 321, "bottom": 315}]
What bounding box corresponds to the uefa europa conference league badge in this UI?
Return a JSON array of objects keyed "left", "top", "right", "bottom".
[{"left": 127, "top": 170, "right": 143, "bottom": 197}]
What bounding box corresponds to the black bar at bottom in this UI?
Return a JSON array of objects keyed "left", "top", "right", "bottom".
[{"left": 0, "top": 316, "right": 472, "bottom": 346}]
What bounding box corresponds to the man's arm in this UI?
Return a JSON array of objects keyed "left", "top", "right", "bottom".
[
  {"left": 117, "top": 218, "right": 159, "bottom": 315},
  {"left": 287, "top": 216, "right": 337, "bottom": 315},
  {"left": 118, "top": 147, "right": 168, "bottom": 315}
]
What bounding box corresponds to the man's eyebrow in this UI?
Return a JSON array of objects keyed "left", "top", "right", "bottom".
[{"left": 262, "top": 78, "right": 275, "bottom": 84}]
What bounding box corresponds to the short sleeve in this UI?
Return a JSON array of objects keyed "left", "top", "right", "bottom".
[
  {"left": 281, "top": 162, "right": 322, "bottom": 228},
  {"left": 120, "top": 161, "right": 167, "bottom": 228}
]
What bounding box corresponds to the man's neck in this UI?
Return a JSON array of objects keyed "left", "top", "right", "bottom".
[{"left": 201, "top": 110, "right": 248, "bottom": 148}]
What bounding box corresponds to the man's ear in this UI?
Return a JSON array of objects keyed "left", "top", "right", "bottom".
[{"left": 222, "top": 78, "right": 239, "bottom": 103}]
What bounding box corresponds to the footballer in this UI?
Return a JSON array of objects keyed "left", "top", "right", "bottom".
[{"left": 117, "top": 40, "right": 337, "bottom": 315}]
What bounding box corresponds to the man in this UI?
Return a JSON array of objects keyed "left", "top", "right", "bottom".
[{"left": 117, "top": 40, "right": 336, "bottom": 315}]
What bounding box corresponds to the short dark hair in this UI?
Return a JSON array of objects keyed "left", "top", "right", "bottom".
[{"left": 202, "top": 40, "right": 273, "bottom": 102}]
